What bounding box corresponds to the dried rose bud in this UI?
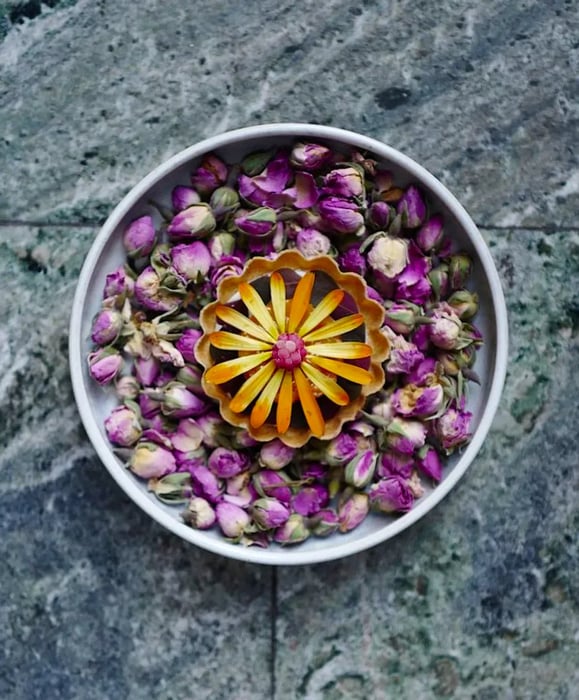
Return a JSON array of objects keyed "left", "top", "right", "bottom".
[
  {"left": 130, "top": 441, "right": 176, "bottom": 479},
  {"left": 405, "top": 357, "right": 439, "bottom": 386},
  {"left": 149, "top": 472, "right": 193, "bottom": 504},
  {"left": 309, "top": 509, "right": 340, "bottom": 537},
  {"left": 216, "top": 502, "right": 250, "bottom": 539},
  {"left": 134, "top": 266, "right": 181, "bottom": 313},
  {"left": 377, "top": 450, "right": 414, "bottom": 478},
  {"left": 290, "top": 142, "right": 332, "bottom": 171},
  {"left": 416, "top": 214, "right": 444, "bottom": 253},
  {"left": 317, "top": 196, "right": 365, "bottom": 235},
  {"left": 371, "top": 398, "right": 394, "bottom": 423},
  {"left": 88, "top": 348, "right": 123, "bottom": 385},
  {"left": 383, "top": 302, "right": 419, "bottom": 335},
  {"left": 448, "top": 253, "right": 473, "bottom": 290},
  {"left": 251, "top": 498, "right": 290, "bottom": 529},
  {"left": 167, "top": 203, "right": 216, "bottom": 241},
  {"left": 91, "top": 308, "right": 123, "bottom": 346},
  {"left": 191, "top": 154, "right": 228, "bottom": 197},
  {"left": 171, "top": 242, "right": 211, "bottom": 284},
  {"left": 385, "top": 417, "right": 427, "bottom": 454},
  {"left": 292, "top": 484, "right": 329, "bottom": 516},
  {"left": 138, "top": 392, "right": 161, "bottom": 419},
  {"left": 337, "top": 245, "right": 367, "bottom": 276},
  {"left": 416, "top": 445, "right": 442, "bottom": 481},
  {"left": 104, "top": 404, "right": 142, "bottom": 447},
  {"left": 210, "top": 254, "right": 246, "bottom": 291},
  {"left": 428, "top": 264, "right": 449, "bottom": 301},
  {"left": 208, "top": 447, "right": 249, "bottom": 479},
  {"left": 195, "top": 411, "right": 226, "bottom": 448},
  {"left": 324, "top": 433, "right": 358, "bottom": 466},
  {"left": 210, "top": 186, "right": 240, "bottom": 220},
  {"left": 259, "top": 439, "right": 295, "bottom": 470},
  {"left": 161, "top": 382, "right": 207, "bottom": 418},
  {"left": 223, "top": 488, "right": 254, "bottom": 508},
  {"left": 344, "top": 450, "right": 377, "bottom": 489},
  {"left": 187, "top": 462, "right": 224, "bottom": 503},
  {"left": 392, "top": 383, "right": 445, "bottom": 418},
  {"left": 234, "top": 207, "right": 277, "bottom": 237},
  {"left": 226, "top": 471, "right": 251, "bottom": 496},
  {"left": 368, "top": 236, "right": 409, "bottom": 278},
  {"left": 103, "top": 266, "right": 134, "bottom": 298},
  {"left": 369, "top": 476, "right": 414, "bottom": 513},
  {"left": 382, "top": 326, "right": 425, "bottom": 374},
  {"left": 367, "top": 201, "right": 391, "bottom": 230},
  {"left": 295, "top": 228, "right": 331, "bottom": 258},
  {"left": 115, "top": 375, "right": 140, "bottom": 400},
  {"left": 208, "top": 232, "right": 236, "bottom": 261},
  {"left": 429, "top": 306, "right": 462, "bottom": 350},
  {"left": 231, "top": 428, "right": 258, "bottom": 449},
  {"left": 171, "top": 418, "right": 204, "bottom": 454},
  {"left": 134, "top": 356, "right": 160, "bottom": 387},
  {"left": 253, "top": 470, "right": 292, "bottom": 506},
  {"left": 434, "top": 401, "right": 472, "bottom": 453},
  {"left": 338, "top": 492, "right": 369, "bottom": 532},
  {"left": 323, "top": 166, "right": 364, "bottom": 198},
  {"left": 172, "top": 186, "right": 201, "bottom": 212},
  {"left": 174, "top": 328, "right": 202, "bottom": 364},
  {"left": 182, "top": 496, "right": 216, "bottom": 529},
  {"left": 175, "top": 365, "right": 203, "bottom": 395},
  {"left": 447, "top": 290, "right": 479, "bottom": 320},
  {"left": 123, "top": 215, "right": 156, "bottom": 258},
  {"left": 273, "top": 513, "right": 310, "bottom": 545},
  {"left": 397, "top": 185, "right": 426, "bottom": 228}
]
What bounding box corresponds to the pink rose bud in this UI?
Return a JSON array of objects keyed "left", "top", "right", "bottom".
[
  {"left": 385, "top": 418, "right": 427, "bottom": 455},
  {"left": 434, "top": 401, "right": 472, "bottom": 453},
  {"left": 416, "top": 445, "right": 442, "bottom": 481},
  {"left": 317, "top": 196, "right": 365, "bottom": 235},
  {"left": 88, "top": 348, "right": 123, "bottom": 385},
  {"left": 367, "top": 201, "right": 391, "bottom": 230},
  {"left": 210, "top": 254, "right": 246, "bottom": 291},
  {"left": 383, "top": 327, "right": 425, "bottom": 374},
  {"left": 134, "top": 266, "right": 181, "bottom": 312},
  {"left": 392, "top": 383, "right": 445, "bottom": 418},
  {"left": 448, "top": 253, "right": 473, "bottom": 290},
  {"left": 195, "top": 411, "right": 226, "bottom": 448},
  {"left": 383, "top": 302, "right": 419, "bottom": 335},
  {"left": 191, "top": 154, "right": 228, "bottom": 197},
  {"left": 235, "top": 207, "right": 277, "bottom": 237},
  {"left": 377, "top": 450, "right": 414, "bottom": 479},
  {"left": 259, "top": 439, "right": 296, "bottom": 470},
  {"left": 232, "top": 429, "right": 259, "bottom": 449},
  {"left": 167, "top": 203, "right": 216, "bottom": 240},
  {"left": 416, "top": 214, "right": 444, "bottom": 252},
  {"left": 226, "top": 472, "right": 251, "bottom": 498},
  {"left": 295, "top": 228, "right": 331, "bottom": 258},
  {"left": 337, "top": 245, "right": 367, "bottom": 276},
  {"left": 369, "top": 476, "right": 414, "bottom": 513},
  {"left": 310, "top": 509, "right": 340, "bottom": 537},
  {"left": 187, "top": 462, "right": 223, "bottom": 503},
  {"left": 429, "top": 307, "right": 462, "bottom": 350},
  {"left": 103, "top": 266, "right": 134, "bottom": 298},
  {"left": 428, "top": 264, "right": 449, "bottom": 300},
  {"left": 216, "top": 502, "right": 250, "bottom": 539},
  {"left": 338, "top": 492, "right": 369, "bottom": 532},
  {"left": 104, "top": 405, "right": 142, "bottom": 447},
  {"left": 251, "top": 497, "right": 290, "bottom": 529},
  {"left": 161, "top": 382, "right": 207, "bottom": 418},
  {"left": 174, "top": 328, "right": 202, "bottom": 363},
  {"left": 323, "top": 166, "right": 364, "bottom": 198},
  {"left": 253, "top": 470, "right": 293, "bottom": 506},
  {"left": 273, "top": 513, "right": 310, "bottom": 545},
  {"left": 396, "top": 185, "right": 426, "bottom": 228},
  {"left": 171, "top": 418, "right": 204, "bottom": 454},
  {"left": 292, "top": 484, "right": 330, "bottom": 516},
  {"left": 323, "top": 433, "right": 358, "bottom": 466},
  {"left": 223, "top": 489, "right": 254, "bottom": 508},
  {"left": 447, "top": 290, "right": 479, "bottom": 320},
  {"left": 209, "top": 186, "right": 240, "bottom": 219},
  {"left": 172, "top": 185, "right": 201, "bottom": 211},
  {"left": 123, "top": 215, "right": 156, "bottom": 258},
  {"left": 90, "top": 308, "right": 123, "bottom": 346},
  {"left": 171, "top": 241, "right": 211, "bottom": 282},
  {"left": 115, "top": 375, "right": 140, "bottom": 400},
  {"left": 130, "top": 442, "right": 176, "bottom": 479},
  {"left": 344, "top": 450, "right": 377, "bottom": 489},
  {"left": 368, "top": 235, "right": 409, "bottom": 278},
  {"left": 290, "top": 142, "right": 332, "bottom": 171},
  {"left": 405, "top": 357, "right": 438, "bottom": 386},
  {"left": 134, "top": 356, "right": 161, "bottom": 386},
  {"left": 208, "top": 447, "right": 249, "bottom": 479},
  {"left": 182, "top": 496, "right": 216, "bottom": 529},
  {"left": 208, "top": 232, "right": 236, "bottom": 260}
]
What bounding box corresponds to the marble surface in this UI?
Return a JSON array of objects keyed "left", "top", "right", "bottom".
[{"left": 0, "top": 1, "right": 577, "bottom": 698}]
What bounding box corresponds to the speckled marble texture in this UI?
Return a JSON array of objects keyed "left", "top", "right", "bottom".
[{"left": 0, "top": 1, "right": 577, "bottom": 698}]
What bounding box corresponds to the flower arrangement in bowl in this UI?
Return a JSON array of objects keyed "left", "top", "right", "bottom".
[{"left": 69, "top": 124, "right": 508, "bottom": 565}]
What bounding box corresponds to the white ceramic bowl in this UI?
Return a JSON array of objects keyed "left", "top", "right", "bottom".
[{"left": 69, "top": 123, "right": 508, "bottom": 565}]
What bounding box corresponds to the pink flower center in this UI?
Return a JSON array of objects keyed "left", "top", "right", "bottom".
[{"left": 272, "top": 333, "right": 307, "bottom": 370}]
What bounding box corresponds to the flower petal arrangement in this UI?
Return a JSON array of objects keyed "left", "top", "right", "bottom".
[{"left": 87, "top": 141, "right": 483, "bottom": 548}]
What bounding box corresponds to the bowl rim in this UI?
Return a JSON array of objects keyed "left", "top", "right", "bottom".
[{"left": 69, "top": 122, "right": 508, "bottom": 566}]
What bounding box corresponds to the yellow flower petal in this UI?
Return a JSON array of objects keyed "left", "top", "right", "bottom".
[
  {"left": 302, "top": 313, "right": 364, "bottom": 343},
  {"left": 297, "top": 289, "right": 344, "bottom": 337},
  {"left": 307, "top": 355, "right": 372, "bottom": 385},
  {"left": 276, "top": 371, "right": 294, "bottom": 434},
  {"left": 210, "top": 331, "right": 273, "bottom": 352},
  {"left": 250, "top": 368, "right": 285, "bottom": 429},
  {"left": 215, "top": 305, "right": 276, "bottom": 343},
  {"left": 305, "top": 341, "right": 372, "bottom": 360},
  {"left": 287, "top": 272, "right": 315, "bottom": 333},
  {"left": 204, "top": 351, "right": 272, "bottom": 385},
  {"left": 293, "top": 366, "right": 324, "bottom": 437},
  {"left": 270, "top": 272, "right": 287, "bottom": 333},
  {"left": 229, "top": 360, "right": 277, "bottom": 413},
  {"left": 301, "top": 362, "right": 350, "bottom": 406},
  {"left": 239, "top": 283, "right": 279, "bottom": 339}
]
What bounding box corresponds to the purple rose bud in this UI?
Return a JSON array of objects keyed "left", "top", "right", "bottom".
[
  {"left": 386, "top": 418, "right": 427, "bottom": 455},
  {"left": 195, "top": 411, "right": 225, "bottom": 448},
  {"left": 317, "top": 197, "right": 365, "bottom": 235},
  {"left": 232, "top": 429, "right": 259, "bottom": 449},
  {"left": 383, "top": 328, "right": 425, "bottom": 374},
  {"left": 130, "top": 442, "right": 177, "bottom": 479},
  {"left": 310, "top": 509, "right": 340, "bottom": 537},
  {"left": 161, "top": 383, "right": 207, "bottom": 418},
  {"left": 167, "top": 203, "right": 216, "bottom": 240},
  {"left": 397, "top": 185, "right": 426, "bottom": 228},
  {"left": 405, "top": 357, "right": 438, "bottom": 386},
  {"left": 337, "top": 245, "right": 367, "bottom": 276},
  {"left": 447, "top": 290, "right": 479, "bottom": 320},
  {"left": 174, "top": 328, "right": 202, "bottom": 364},
  {"left": 412, "top": 324, "right": 431, "bottom": 353},
  {"left": 115, "top": 375, "right": 140, "bottom": 400},
  {"left": 134, "top": 266, "right": 181, "bottom": 312},
  {"left": 273, "top": 513, "right": 310, "bottom": 545},
  {"left": 253, "top": 470, "right": 292, "bottom": 506},
  {"left": 429, "top": 306, "right": 462, "bottom": 350},
  {"left": 428, "top": 264, "right": 449, "bottom": 301},
  {"left": 383, "top": 302, "right": 419, "bottom": 335},
  {"left": 448, "top": 253, "right": 473, "bottom": 290},
  {"left": 216, "top": 502, "right": 250, "bottom": 539},
  {"left": 210, "top": 186, "right": 240, "bottom": 219},
  {"left": 392, "top": 383, "right": 445, "bottom": 418},
  {"left": 88, "top": 348, "right": 123, "bottom": 385},
  {"left": 434, "top": 401, "right": 472, "bottom": 453},
  {"left": 90, "top": 308, "right": 123, "bottom": 346},
  {"left": 251, "top": 498, "right": 290, "bottom": 529},
  {"left": 324, "top": 433, "right": 358, "bottom": 466},
  {"left": 134, "top": 356, "right": 160, "bottom": 387},
  {"left": 123, "top": 215, "right": 156, "bottom": 258},
  {"left": 323, "top": 166, "right": 364, "bottom": 198},
  {"left": 416, "top": 214, "right": 444, "bottom": 252},
  {"left": 210, "top": 254, "right": 246, "bottom": 291},
  {"left": 208, "top": 447, "right": 249, "bottom": 479},
  {"left": 171, "top": 241, "right": 212, "bottom": 282},
  {"left": 103, "top": 266, "right": 134, "bottom": 298},
  {"left": 368, "top": 236, "right": 409, "bottom": 278},
  {"left": 191, "top": 154, "right": 228, "bottom": 197},
  {"left": 187, "top": 462, "right": 224, "bottom": 503},
  {"left": 234, "top": 207, "right": 277, "bottom": 237},
  {"left": 416, "top": 445, "right": 442, "bottom": 481},
  {"left": 182, "top": 496, "right": 216, "bottom": 530},
  {"left": 367, "top": 201, "right": 391, "bottom": 230},
  {"left": 208, "top": 232, "right": 236, "bottom": 260},
  {"left": 292, "top": 484, "right": 330, "bottom": 516},
  {"left": 344, "top": 450, "right": 377, "bottom": 489},
  {"left": 295, "top": 228, "right": 331, "bottom": 258},
  {"left": 290, "top": 142, "right": 332, "bottom": 171},
  {"left": 172, "top": 185, "right": 201, "bottom": 212},
  {"left": 259, "top": 439, "right": 296, "bottom": 470},
  {"left": 104, "top": 405, "right": 142, "bottom": 447},
  {"left": 377, "top": 451, "right": 414, "bottom": 479},
  {"left": 369, "top": 476, "right": 414, "bottom": 513},
  {"left": 171, "top": 418, "right": 204, "bottom": 453},
  {"left": 338, "top": 492, "right": 369, "bottom": 532}
]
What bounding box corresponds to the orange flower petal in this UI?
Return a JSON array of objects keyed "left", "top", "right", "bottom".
[
  {"left": 204, "top": 351, "right": 272, "bottom": 385},
  {"left": 270, "top": 272, "right": 287, "bottom": 334},
  {"left": 215, "top": 305, "right": 276, "bottom": 343},
  {"left": 307, "top": 355, "right": 372, "bottom": 385},
  {"left": 239, "top": 283, "right": 279, "bottom": 339},
  {"left": 276, "top": 371, "right": 294, "bottom": 434},
  {"left": 293, "top": 366, "right": 324, "bottom": 437},
  {"left": 302, "top": 313, "right": 364, "bottom": 343},
  {"left": 229, "top": 360, "right": 276, "bottom": 413},
  {"left": 297, "top": 289, "right": 344, "bottom": 337},
  {"left": 287, "top": 272, "right": 315, "bottom": 333},
  {"left": 301, "top": 362, "right": 350, "bottom": 406},
  {"left": 210, "top": 331, "right": 273, "bottom": 352},
  {"left": 305, "top": 341, "right": 372, "bottom": 360},
  {"left": 250, "top": 368, "right": 285, "bottom": 429}
]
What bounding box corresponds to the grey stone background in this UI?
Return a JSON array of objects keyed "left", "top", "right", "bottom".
[{"left": 0, "top": 0, "right": 577, "bottom": 698}]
